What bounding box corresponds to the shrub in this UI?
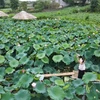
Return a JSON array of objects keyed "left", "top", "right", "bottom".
[
  {"left": 19, "top": 2, "right": 27, "bottom": 11},
  {"left": 90, "top": 0, "right": 100, "bottom": 12},
  {"left": 34, "top": 1, "right": 45, "bottom": 12},
  {"left": 33, "top": 0, "right": 60, "bottom": 12},
  {"left": 63, "top": 0, "right": 75, "bottom": 6}
]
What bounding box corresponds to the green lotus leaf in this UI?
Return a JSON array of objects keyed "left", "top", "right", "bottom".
[
  {"left": 82, "top": 72, "right": 97, "bottom": 84},
  {"left": 62, "top": 55, "right": 71, "bottom": 65},
  {"left": 45, "top": 48, "right": 53, "bottom": 56},
  {"left": 63, "top": 84, "right": 70, "bottom": 90},
  {"left": 14, "top": 89, "right": 31, "bottom": 100},
  {"left": 47, "top": 86, "right": 65, "bottom": 100},
  {"left": 34, "top": 82, "right": 46, "bottom": 93},
  {"left": 16, "top": 52, "right": 27, "bottom": 59},
  {"left": 52, "top": 55, "right": 63, "bottom": 63},
  {"left": 15, "top": 46, "right": 24, "bottom": 53},
  {"left": 43, "top": 79, "right": 51, "bottom": 86},
  {"left": 16, "top": 74, "right": 33, "bottom": 88},
  {"left": 34, "top": 60, "right": 44, "bottom": 67},
  {"left": 41, "top": 56, "right": 49, "bottom": 64},
  {"left": 94, "top": 50, "right": 100, "bottom": 57},
  {"left": 76, "top": 86, "right": 85, "bottom": 95},
  {"left": 1, "top": 92, "right": 14, "bottom": 100},
  {"left": 31, "top": 67, "right": 43, "bottom": 75},
  {"left": 9, "top": 59, "right": 19, "bottom": 68},
  {"left": 33, "top": 44, "right": 40, "bottom": 50},
  {"left": 65, "top": 91, "right": 74, "bottom": 99},
  {"left": 91, "top": 65, "right": 100, "bottom": 72},
  {"left": 62, "top": 43, "right": 70, "bottom": 49},
  {"left": 0, "top": 67, "right": 5, "bottom": 77},
  {"left": 72, "top": 79, "right": 84, "bottom": 87},
  {"left": 0, "top": 75, "right": 5, "bottom": 82},
  {"left": 5, "top": 67, "right": 15, "bottom": 74},
  {"left": 0, "top": 55, "right": 5, "bottom": 64},
  {"left": 50, "top": 76, "right": 61, "bottom": 83},
  {"left": 86, "top": 86, "right": 99, "bottom": 100},
  {"left": 85, "top": 61, "right": 93, "bottom": 69},
  {"left": 4, "top": 86, "right": 15, "bottom": 92},
  {"left": 19, "top": 56, "right": 29, "bottom": 65},
  {"left": 84, "top": 50, "right": 93, "bottom": 59},
  {"left": 0, "top": 44, "right": 5, "bottom": 49},
  {"left": 0, "top": 85, "right": 5, "bottom": 94},
  {"left": 5, "top": 55, "right": 14, "bottom": 61},
  {"left": 43, "top": 66, "right": 56, "bottom": 73},
  {"left": 36, "top": 52, "right": 45, "bottom": 59},
  {"left": 55, "top": 79, "right": 65, "bottom": 86}
]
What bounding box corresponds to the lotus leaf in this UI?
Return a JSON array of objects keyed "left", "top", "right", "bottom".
[
  {"left": 0, "top": 55, "right": 5, "bottom": 64},
  {"left": 14, "top": 89, "right": 31, "bottom": 100},
  {"left": 41, "top": 56, "right": 49, "bottom": 64},
  {"left": 16, "top": 74, "right": 33, "bottom": 88},
  {"left": 76, "top": 86, "right": 85, "bottom": 95},
  {"left": 19, "top": 56, "right": 29, "bottom": 65},
  {"left": 55, "top": 79, "right": 65, "bottom": 86},
  {"left": 9, "top": 59, "right": 19, "bottom": 68},
  {"left": 82, "top": 72, "right": 97, "bottom": 84},
  {"left": 47, "top": 86, "right": 65, "bottom": 100},
  {"left": 72, "top": 79, "right": 84, "bottom": 87},
  {"left": 5, "top": 67, "right": 15, "bottom": 74},
  {"left": 94, "top": 50, "right": 100, "bottom": 57},
  {"left": 36, "top": 52, "right": 45, "bottom": 59},
  {"left": 34, "top": 82, "right": 46, "bottom": 93},
  {"left": 52, "top": 55, "right": 63, "bottom": 63},
  {"left": 0, "top": 85, "right": 5, "bottom": 94},
  {"left": 1, "top": 92, "right": 14, "bottom": 100}
]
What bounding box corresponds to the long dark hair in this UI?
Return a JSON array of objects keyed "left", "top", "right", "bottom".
[{"left": 79, "top": 56, "right": 85, "bottom": 63}]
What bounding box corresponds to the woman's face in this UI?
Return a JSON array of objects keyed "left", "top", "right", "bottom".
[{"left": 79, "top": 58, "right": 83, "bottom": 64}]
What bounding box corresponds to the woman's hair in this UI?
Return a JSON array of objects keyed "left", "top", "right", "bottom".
[{"left": 79, "top": 56, "right": 85, "bottom": 63}]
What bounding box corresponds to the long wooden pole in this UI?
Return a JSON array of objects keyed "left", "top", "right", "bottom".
[{"left": 44, "top": 72, "right": 74, "bottom": 77}]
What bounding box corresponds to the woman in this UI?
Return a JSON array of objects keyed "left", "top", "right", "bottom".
[{"left": 77, "top": 56, "right": 86, "bottom": 79}]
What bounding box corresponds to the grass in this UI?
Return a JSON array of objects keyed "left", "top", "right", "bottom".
[
  {"left": 33, "top": 6, "right": 100, "bottom": 26},
  {"left": 0, "top": 5, "right": 100, "bottom": 26}
]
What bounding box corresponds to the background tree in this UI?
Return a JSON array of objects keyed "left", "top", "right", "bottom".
[
  {"left": 81, "top": 0, "right": 86, "bottom": 6},
  {"left": 90, "top": 0, "right": 98, "bottom": 12},
  {"left": 10, "top": 0, "right": 19, "bottom": 10},
  {"left": 0, "top": 0, "right": 5, "bottom": 8}
]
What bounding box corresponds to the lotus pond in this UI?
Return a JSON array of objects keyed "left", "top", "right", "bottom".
[{"left": 0, "top": 19, "right": 100, "bottom": 100}]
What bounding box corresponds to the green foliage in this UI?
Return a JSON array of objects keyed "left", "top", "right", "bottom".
[
  {"left": 63, "top": 0, "right": 75, "bottom": 6},
  {"left": 10, "top": 0, "right": 19, "bottom": 10},
  {"left": 19, "top": 2, "right": 27, "bottom": 11},
  {"left": 0, "top": 0, "right": 5, "bottom": 8},
  {"left": 0, "top": 19, "right": 100, "bottom": 100},
  {"left": 33, "top": 0, "right": 59, "bottom": 12},
  {"left": 90, "top": 0, "right": 100, "bottom": 12}
]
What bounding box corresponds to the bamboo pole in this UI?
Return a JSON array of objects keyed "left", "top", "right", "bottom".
[{"left": 44, "top": 72, "right": 74, "bottom": 77}]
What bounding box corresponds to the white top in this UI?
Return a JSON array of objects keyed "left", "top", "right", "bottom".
[{"left": 79, "top": 63, "right": 86, "bottom": 70}]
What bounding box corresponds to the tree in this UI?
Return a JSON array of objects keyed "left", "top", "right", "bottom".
[
  {"left": 10, "top": 0, "right": 19, "bottom": 10},
  {"left": 81, "top": 0, "right": 86, "bottom": 6},
  {"left": 0, "top": 0, "right": 5, "bottom": 8},
  {"left": 90, "top": 0, "right": 98, "bottom": 12}
]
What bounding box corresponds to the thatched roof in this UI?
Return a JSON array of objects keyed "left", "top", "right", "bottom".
[
  {"left": 12, "top": 11, "right": 37, "bottom": 20},
  {"left": 0, "top": 11, "right": 9, "bottom": 17}
]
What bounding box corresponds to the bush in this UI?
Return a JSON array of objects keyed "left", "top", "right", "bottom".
[
  {"left": 90, "top": 0, "right": 100, "bottom": 12},
  {"left": 19, "top": 2, "right": 27, "bottom": 11},
  {"left": 63, "top": 0, "right": 75, "bottom": 6},
  {"left": 33, "top": 0, "right": 59, "bottom": 12},
  {"left": 10, "top": 0, "right": 19, "bottom": 10},
  {"left": 33, "top": 1, "right": 45, "bottom": 12}
]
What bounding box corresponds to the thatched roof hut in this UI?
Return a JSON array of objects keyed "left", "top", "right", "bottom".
[
  {"left": 0, "top": 11, "right": 9, "bottom": 17},
  {"left": 12, "top": 11, "right": 37, "bottom": 20}
]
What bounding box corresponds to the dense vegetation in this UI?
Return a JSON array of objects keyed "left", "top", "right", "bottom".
[{"left": 0, "top": 19, "right": 100, "bottom": 100}]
